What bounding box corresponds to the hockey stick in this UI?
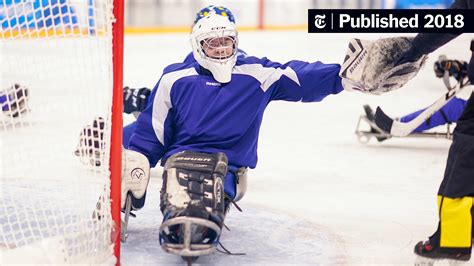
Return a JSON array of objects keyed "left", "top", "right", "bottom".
[{"left": 374, "top": 58, "right": 470, "bottom": 137}]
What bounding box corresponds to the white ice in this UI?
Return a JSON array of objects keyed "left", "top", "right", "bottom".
[{"left": 122, "top": 32, "right": 472, "bottom": 265}]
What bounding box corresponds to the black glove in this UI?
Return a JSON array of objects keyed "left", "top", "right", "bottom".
[
  {"left": 433, "top": 59, "right": 468, "bottom": 81},
  {"left": 123, "top": 86, "right": 151, "bottom": 114}
]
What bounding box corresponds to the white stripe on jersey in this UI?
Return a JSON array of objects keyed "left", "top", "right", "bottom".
[
  {"left": 152, "top": 67, "right": 198, "bottom": 144},
  {"left": 233, "top": 64, "right": 300, "bottom": 92}
]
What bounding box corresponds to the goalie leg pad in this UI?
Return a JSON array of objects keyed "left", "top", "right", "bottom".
[
  {"left": 159, "top": 151, "right": 228, "bottom": 253},
  {"left": 160, "top": 151, "right": 227, "bottom": 223}
]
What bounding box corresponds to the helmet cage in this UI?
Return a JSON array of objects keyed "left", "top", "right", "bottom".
[{"left": 195, "top": 30, "right": 238, "bottom": 63}]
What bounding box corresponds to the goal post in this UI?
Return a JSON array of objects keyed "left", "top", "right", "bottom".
[
  {"left": 1, "top": 0, "right": 123, "bottom": 264},
  {"left": 111, "top": 0, "right": 123, "bottom": 263}
]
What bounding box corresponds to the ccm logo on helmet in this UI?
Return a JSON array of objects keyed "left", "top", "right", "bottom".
[{"left": 211, "top": 26, "right": 226, "bottom": 30}]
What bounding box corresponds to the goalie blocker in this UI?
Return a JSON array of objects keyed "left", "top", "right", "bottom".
[
  {"left": 90, "top": 149, "right": 151, "bottom": 242},
  {"left": 120, "top": 149, "right": 151, "bottom": 242},
  {"left": 121, "top": 149, "right": 151, "bottom": 210}
]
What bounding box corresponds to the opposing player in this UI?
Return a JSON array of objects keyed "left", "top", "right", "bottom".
[
  {"left": 124, "top": 6, "right": 349, "bottom": 261},
  {"left": 360, "top": 58, "right": 469, "bottom": 142},
  {"left": 342, "top": 0, "right": 474, "bottom": 261}
]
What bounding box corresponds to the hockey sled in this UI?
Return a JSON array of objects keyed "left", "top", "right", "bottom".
[
  {"left": 355, "top": 114, "right": 454, "bottom": 144},
  {"left": 357, "top": 55, "right": 471, "bottom": 143},
  {"left": 159, "top": 217, "right": 221, "bottom": 257}
]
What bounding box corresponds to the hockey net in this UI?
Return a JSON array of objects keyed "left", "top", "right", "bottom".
[{"left": 0, "top": 0, "right": 122, "bottom": 264}]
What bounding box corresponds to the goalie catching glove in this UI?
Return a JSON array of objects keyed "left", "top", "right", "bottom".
[{"left": 340, "top": 37, "right": 427, "bottom": 95}]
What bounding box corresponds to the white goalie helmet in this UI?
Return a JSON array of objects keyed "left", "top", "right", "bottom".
[{"left": 191, "top": 12, "right": 238, "bottom": 83}]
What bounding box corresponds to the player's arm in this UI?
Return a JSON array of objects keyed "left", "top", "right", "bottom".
[
  {"left": 127, "top": 78, "right": 174, "bottom": 167},
  {"left": 404, "top": 34, "right": 460, "bottom": 62},
  {"left": 396, "top": 0, "right": 468, "bottom": 64},
  {"left": 258, "top": 58, "right": 343, "bottom": 102}
]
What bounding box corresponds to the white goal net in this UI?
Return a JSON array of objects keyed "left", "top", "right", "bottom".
[{"left": 1, "top": 0, "right": 120, "bottom": 264}]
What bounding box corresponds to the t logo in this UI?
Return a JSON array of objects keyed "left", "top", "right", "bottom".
[{"left": 314, "top": 14, "right": 326, "bottom": 29}]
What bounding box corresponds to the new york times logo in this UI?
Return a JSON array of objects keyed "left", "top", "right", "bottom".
[
  {"left": 314, "top": 14, "right": 326, "bottom": 29},
  {"left": 308, "top": 9, "right": 474, "bottom": 33}
]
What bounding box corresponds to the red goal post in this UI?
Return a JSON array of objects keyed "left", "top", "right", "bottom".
[{"left": 111, "top": 0, "right": 124, "bottom": 263}]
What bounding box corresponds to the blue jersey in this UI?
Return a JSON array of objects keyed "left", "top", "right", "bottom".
[
  {"left": 128, "top": 55, "right": 343, "bottom": 168},
  {"left": 122, "top": 49, "right": 248, "bottom": 146}
]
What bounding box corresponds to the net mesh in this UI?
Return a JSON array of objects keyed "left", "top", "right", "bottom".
[{"left": 0, "top": 0, "right": 116, "bottom": 263}]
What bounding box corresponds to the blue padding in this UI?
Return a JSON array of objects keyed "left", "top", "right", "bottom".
[
  {"left": 123, "top": 121, "right": 137, "bottom": 148},
  {"left": 224, "top": 165, "right": 239, "bottom": 200}
]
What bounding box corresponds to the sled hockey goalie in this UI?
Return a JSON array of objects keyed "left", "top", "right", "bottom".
[
  {"left": 111, "top": 3, "right": 346, "bottom": 263},
  {"left": 353, "top": 55, "right": 471, "bottom": 143},
  {"left": 79, "top": 5, "right": 395, "bottom": 264}
]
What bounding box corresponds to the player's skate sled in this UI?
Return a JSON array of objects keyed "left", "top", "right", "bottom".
[{"left": 355, "top": 55, "right": 471, "bottom": 143}]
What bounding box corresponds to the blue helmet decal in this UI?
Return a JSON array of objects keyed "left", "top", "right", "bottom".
[{"left": 194, "top": 5, "right": 235, "bottom": 24}]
